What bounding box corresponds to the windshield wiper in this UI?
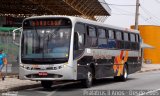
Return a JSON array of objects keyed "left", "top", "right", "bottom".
[
  {"left": 43, "top": 27, "right": 60, "bottom": 41},
  {"left": 34, "top": 26, "right": 41, "bottom": 53},
  {"left": 42, "top": 27, "right": 60, "bottom": 59}
]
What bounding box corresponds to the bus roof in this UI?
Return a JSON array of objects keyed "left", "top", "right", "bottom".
[{"left": 24, "top": 15, "right": 139, "bottom": 34}]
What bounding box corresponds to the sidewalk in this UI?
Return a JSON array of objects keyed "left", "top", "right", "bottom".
[
  {"left": 0, "top": 78, "right": 40, "bottom": 93},
  {"left": 1, "top": 64, "right": 160, "bottom": 93},
  {"left": 140, "top": 63, "right": 160, "bottom": 72}
]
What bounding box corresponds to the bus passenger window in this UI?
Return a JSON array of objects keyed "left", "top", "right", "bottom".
[
  {"left": 130, "top": 34, "right": 136, "bottom": 42},
  {"left": 135, "top": 34, "right": 140, "bottom": 50},
  {"left": 136, "top": 34, "right": 139, "bottom": 42},
  {"left": 98, "top": 29, "right": 106, "bottom": 38},
  {"left": 130, "top": 33, "right": 136, "bottom": 50},
  {"left": 74, "top": 32, "right": 79, "bottom": 50},
  {"left": 98, "top": 28, "right": 107, "bottom": 48},
  {"left": 87, "top": 26, "right": 97, "bottom": 47},
  {"left": 107, "top": 30, "right": 116, "bottom": 48},
  {"left": 74, "top": 23, "right": 86, "bottom": 48},
  {"left": 124, "top": 32, "right": 129, "bottom": 41},
  {"left": 108, "top": 30, "right": 114, "bottom": 39},
  {"left": 116, "top": 31, "right": 122, "bottom": 40},
  {"left": 88, "top": 27, "right": 96, "bottom": 37},
  {"left": 105, "top": 30, "right": 109, "bottom": 38}
]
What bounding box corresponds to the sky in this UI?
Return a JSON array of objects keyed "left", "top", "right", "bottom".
[{"left": 104, "top": 0, "right": 160, "bottom": 28}]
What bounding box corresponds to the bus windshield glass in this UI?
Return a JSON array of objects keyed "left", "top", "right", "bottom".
[{"left": 21, "top": 18, "right": 71, "bottom": 64}]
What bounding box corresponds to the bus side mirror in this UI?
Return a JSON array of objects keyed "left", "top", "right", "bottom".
[
  {"left": 74, "top": 32, "right": 79, "bottom": 50},
  {"left": 13, "top": 27, "right": 22, "bottom": 47}
]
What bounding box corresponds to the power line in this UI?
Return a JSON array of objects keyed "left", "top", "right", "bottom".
[
  {"left": 108, "top": 4, "right": 136, "bottom": 6},
  {"left": 140, "top": 11, "right": 160, "bottom": 25},
  {"left": 140, "top": 5, "right": 160, "bottom": 24},
  {"left": 154, "top": 0, "right": 160, "bottom": 3},
  {"left": 111, "top": 13, "right": 134, "bottom": 16},
  {"left": 140, "top": 5, "right": 160, "bottom": 21},
  {"left": 110, "top": 6, "right": 135, "bottom": 14},
  {"left": 140, "top": 15, "right": 160, "bottom": 25},
  {"left": 105, "top": 1, "right": 160, "bottom": 26}
]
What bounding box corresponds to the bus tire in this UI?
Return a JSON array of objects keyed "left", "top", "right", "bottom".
[
  {"left": 81, "top": 69, "right": 93, "bottom": 88},
  {"left": 114, "top": 65, "right": 128, "bottom": 81},
  {"left": 41, "top": 81, "right": 53, "bottom": 89},
  {"left": 120, "top": 64, "right": 128, "bottom": 81}
]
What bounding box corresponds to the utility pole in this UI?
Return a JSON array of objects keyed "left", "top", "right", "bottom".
[{"left": 135, "top": 0, "right": 140, "bottom": 30}]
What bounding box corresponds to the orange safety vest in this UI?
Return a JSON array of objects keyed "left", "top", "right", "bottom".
[{"left": 3, "top": 58, "right": 7, "bottom": 65}]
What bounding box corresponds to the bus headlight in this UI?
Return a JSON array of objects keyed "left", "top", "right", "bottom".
[{"left": 20, "top": 64, "right": 26, "bottom": 68}]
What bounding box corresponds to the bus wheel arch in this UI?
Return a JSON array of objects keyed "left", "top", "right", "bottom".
[
  {"left": 114, "top": 63, "right": 128, "bottom": 81},
  {"left": 81, "top": 63, "right": 95, "bottom": 88},
  {"left": 125, "top": 62, "right": 129, "bottom": 72},
  {"left": 122, "top": 63, "right": 128, "bottom": 81},
  {"left": 89, "top": 63, "right": 95, "bottom": 79}
]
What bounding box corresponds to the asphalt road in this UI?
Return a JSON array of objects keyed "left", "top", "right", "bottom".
[{"left": 13, "top": 71, "right": 160, "bottom": 96}]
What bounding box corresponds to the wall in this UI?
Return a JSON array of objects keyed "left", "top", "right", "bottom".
[
  {"left": 0, "top": 31, "right": 20, "bottom": 73},
  {"left": 133, "top": 25, "right": 160, "bottom": 64}
]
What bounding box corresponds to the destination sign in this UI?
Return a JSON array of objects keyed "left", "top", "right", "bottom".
[{"left": 23, "top": 18, "right": 71, "bottom": 27}]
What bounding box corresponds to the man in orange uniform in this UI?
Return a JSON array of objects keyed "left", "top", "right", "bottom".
[{"left": 0, "top": 49, "right": 7, "bottom": 80}]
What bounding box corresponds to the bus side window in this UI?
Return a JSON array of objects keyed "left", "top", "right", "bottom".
[
  {"left": 98, "top": 28, "right": 107, "bottom": 48},
  {"left": 108, "top": 30, "right": 116, "bottom": 48},
  {"left": 124, "top": 32, "right": 129, "bottom": 49},
  {"left": 74, "top": 23, "right": 86, "bottom": 49},
  {"left": 74, "top": 23, "right": 86, "bottom": 59},
  {"left": 116, "top": 31, "right": 124, "bottom": 49},
  {"left": 130, "top": 34, "right": 136, "bottom": 42},
  {"left": 130, "top": 33, "right": 136, "bottom": 50},
  {"left": 136, "top": 34, "right": 139, "bottom": 43},
  {"left": 124, "top": 32, "right": 129, "bottom": 41},
  {"left": 116, "top": 31, "right": 122, "bottom": 40},
  {"left": 105, "top": 29, "right": 109, "bottom": 38},
  {"left": 88, "top": 26, "right": 96, "bottom": 37},
  {"left": 87, "top": 26, "right": 97, "bottom": 47},
  {"left": 74, "top": 32, "right": 79, "bottom": 50},
  {"left": 136, "top": 34, "right": 140, "bottom": 50},
  {"left": 108, "top": 30, "right": 114, "bottom": 39}
]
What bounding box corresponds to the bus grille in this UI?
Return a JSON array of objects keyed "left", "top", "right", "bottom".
[{"left": 26, "top": 74, "right": 62, "bottom": 78}]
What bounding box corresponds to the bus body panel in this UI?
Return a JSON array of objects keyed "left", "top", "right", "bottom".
[{"left": 75, "top": 48, "right": 141, "bottom": 79}]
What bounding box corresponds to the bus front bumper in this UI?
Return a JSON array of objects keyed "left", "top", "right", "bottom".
[{"left": 19, "top": 64, "right": 77, "bottom": 81}]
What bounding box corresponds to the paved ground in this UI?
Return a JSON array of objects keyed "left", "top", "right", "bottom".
[
  {"left": 0, "top": 63, "right": 160, "bottom": 94},
  {"left": 0, "top": 78, "right": 40, "bottom": 93},
  {"left": 4, "top": 70, "right": 160, "bottom": 96}
]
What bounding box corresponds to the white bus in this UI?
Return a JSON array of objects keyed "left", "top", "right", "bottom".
[{"left": 13, "top": 16, "right": 142, "bottom": 88}]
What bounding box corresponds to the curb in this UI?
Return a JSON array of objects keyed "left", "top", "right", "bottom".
[
  {"left": 138, "top": 68, "right": 160, "bottom": 73},
  {"left": 4, "top": 75, "right": 18, "bottom": 78}
]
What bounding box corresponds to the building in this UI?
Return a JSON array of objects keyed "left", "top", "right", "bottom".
[
  {"left": 0, "top": 0, "right": 111, "bottom": 23},
  {"left": 134, "top": 25, "right": 160, "bottom": 64}
]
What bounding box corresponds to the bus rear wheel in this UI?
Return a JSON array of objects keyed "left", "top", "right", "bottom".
[
  {"left": 114, "top": 65, "right": 128, "bottom": 81},
  {"left": 41, "top": 81, "right": 53, "bottom": 89},
  {"left": 81, "top": 69, "right": 93, "bottom": 88}
]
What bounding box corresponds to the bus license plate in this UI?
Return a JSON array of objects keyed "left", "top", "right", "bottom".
[{"left": 38, "top": 72, "right": 48, "bottom": 76}]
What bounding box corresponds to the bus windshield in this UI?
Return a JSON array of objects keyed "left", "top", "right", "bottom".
[{"left": 21, "top": 27, "right": 71, "bottom": 64}]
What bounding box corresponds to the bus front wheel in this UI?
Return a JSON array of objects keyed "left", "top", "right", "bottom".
[
  {"left": 41, "top": 81, "right": 53, "bottom": 89},
  {"left": 81, "top": 69, "right": 93, "bottom": 88}
]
